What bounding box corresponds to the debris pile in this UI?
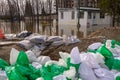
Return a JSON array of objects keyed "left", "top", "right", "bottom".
[
  {"left": 0, "top": 39, "right": 120, "bottom": 80},
  {"left": 88, "top": 27, "right": 120, "bottom": 40}
]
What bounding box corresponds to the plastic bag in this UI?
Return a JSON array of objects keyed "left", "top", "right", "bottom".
[
  {"left": 32, "top": 62, "right": 42, "bottom": 69},
  {"left": 78, "top": 63, "right": 97, "bottom": 80},
  {"left": 66, "top": 58, "right": 80, "bottom": 71},
  {"left": 116, "top": 76, "right": 120, "bottom": 80},
  {"left": 0, "top": 70, "right": 8, "bottom": 80},
  {"left": 97, "top": 45, "right": 113, "bottom": 59},
  {"left": 57, "top": 59, "right": 67, "bottom": 68},
  {"left": 26, "top": 50, "right": 37, "bottom": 63},
  {"left": 47, "top": 36, "right": 62, "bottom": 42},
  {"left": 105, "top": 58, "right": 114, "bottom": 70},
  {"left": 63, "top": 67, "right": 76, "bottom": 79},
  {"left": 0, "top": 58, "right": 9, "bottom": 70},
  {"left": 51, "top": 40, "right": 64, "bottom": 47},
  {"left": 31, "top": 46, "right": 41, "bottom": 57},
  {"left": 28, "top": 65, "right": 41, "bottom": 80},
  {"left": 36, "top": 77, "right": 44, "bottom": 80},
  {"left": 59, "top": 52, "right": 70, "bottom": 62},
  {"left": 16, "top": 51, "right": 29, "bottom": 66},
  {"left": 10, "top": 48, "right": 19, "bottom": 65},
  {"left": 115, "top": 73, "right": 120, "bottom": 80},
  {"left": 5, "top": 66, "right": 28, "bottom": 80},
  {"left": 45, "top": 60, "right": 58, "bottom": 67},
  {"left": 93, "top": 53, "right": 105, "bottom": 64},
  {"left": 40, "top": 64, "right": 66, "bottom": 80},
  {"left": 29, "top": 36, "right": 46, "bottom": 44},
  {"left": 88, "top": 42, "right": 102, "bottom": 50},
  {"left": 94, "top": 68, "right": 114, "bottom": 80},
  {"left": 80, "top": 53, "right": 100, "bottom": 69},
  {"left": 53, "top": 75, "right": 66, "bottom": 80},
  {"left": 18, "top": 40, "right": 33, "bottom": 50},
  {"left": 70, "top": 47, "right": 81, "bottom": 64},
  {"left": 37, "top": 56, "right": 51, "bottom": 65},
  {"left": 112, "top": 59, "right": 120, "bottom": 71},
  {"left": 17, "top": 30, "right": 32, "bottom": 38}
]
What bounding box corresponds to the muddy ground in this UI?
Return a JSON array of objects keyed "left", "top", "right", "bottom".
[{"left": 1, "top": 27, "right": 120, "bottom": 62}]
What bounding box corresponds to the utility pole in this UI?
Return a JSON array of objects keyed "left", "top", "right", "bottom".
[
  {"left": 77, "top": 0, "right": 80, "bottom": 31},
  {"left": 55, "top": 0, "right": 59, "bottom": 35}
]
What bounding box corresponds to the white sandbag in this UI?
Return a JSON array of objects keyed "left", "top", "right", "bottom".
[
  {"left": 63, "top": 67, "right": 76, "bottom": 79},
  {"left": 36, "top": 45, "right": 46, "bottom": 51},
  {"left": 37, "top": 56, "right": 51, "bottom": 65},
  {"left": 45, "top": 60, "right": 58, "bottom": 67},
  {"left": 25, "top": 33, "right": 46, "bottom": 39},
  {"left": 93, "top": 53, "right": 105, "bottom": 64},
  {"left": 65, "top": 36, "right": 80, "bottom": 45},
  {"left": 59, "top": 52, "right": 70, "bottom": 62},
  {"left": 80, "top": 53, "right": 100, "bottom": 68},
  {"left": 36, "top": 77, "right": 44, "bottom": 80},
  {"left": 78, "top": 63, "right": 97, "bottom": 80},
  {"left": 0, "top": 70, "right": 8, "bottom": 80},
  {"left": 10, "top": 48, "right": 19, "bottom": 65},
  {"left": 18, "top": 40, "right": 33, "bottom": 50},
  {"left": 57, "top": 59, "right": 67, "bottom": 67},
  {"left": 31, "top": 46, "right": 41, "bottom": 57},
  {"left": 70, "top": 47, "right": 81, "bottom": 64},
  {"left": 94, "top": 68, "right": 114, "bottom": 80},
  {"left": 29, "top": 36, "right": 47, "bottom": 43},
  {"left": 53, "top": 75, "right": 66, "bottom": 80},
  {"left": 88, "top": 42, "right": 102, "bottom": 50},
  {"left": 26, "top": 50, "right": 37, "bottom": 63},
  {"left": 32, "top": 62, "right": 42, "bottom": 69},
  {"left": 5, "top": 34, "right": 16, "bottom": 39},
  {"left": 47, "top": 36, "right": 63, "bottom": 42},
  {"left": 17, "top": 30, "right": 32, "bottom": 38},
  {"left": 51, "top": 40, "right": 64, "bottom": 46}
]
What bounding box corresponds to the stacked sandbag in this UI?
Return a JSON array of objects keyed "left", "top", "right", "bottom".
[{"left": 2, "top": 39, "right": 120, "bottom": 80}]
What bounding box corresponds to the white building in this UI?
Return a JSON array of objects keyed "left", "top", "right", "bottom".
[{"left": 58, "top": 7, "right": 112, "bottom": 38}]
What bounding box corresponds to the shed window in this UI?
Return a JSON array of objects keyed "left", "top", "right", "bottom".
[
  {"left": 100, "top": 12, "right": 105, "bottom": 19},
  {"left": 61, "top": 11, "right": 64, "bottom": 19}
]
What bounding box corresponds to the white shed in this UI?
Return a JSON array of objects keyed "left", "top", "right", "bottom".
[{"left": 58, "top": 7, "right": 112, "bottom": 38}]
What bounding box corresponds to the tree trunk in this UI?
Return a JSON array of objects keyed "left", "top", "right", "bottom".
[{"left": 112, "top": 13, "right": 115, "bottom": 27}]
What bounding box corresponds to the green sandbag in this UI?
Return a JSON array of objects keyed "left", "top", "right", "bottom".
[
  {"left": 97, "top": 45, "right": 113, "bottom": 59},
  {"left": 87, "top": 50, "right": 96, "bottom": 53},
  {"left": 40, "top": 64, "right": 66, "bottom": 80},
  {"left": 28, "top": 64, "right": 41, "bottom": 80},
  {"left": 50, "top": 64, "right": 66, "bottom": 76},
  {"left": 105, "top": 58, "right": 114, "bottom": 70},
  {"left": 67, "top": 58, "right": 80, "bottom": 71},
  {"left": 0, "top": 58, "right": 9, "bottom": 70},
  {"left": 40, "top": 65, "right": 53, "bottom": 80},
  {"left": 15, "top": 64, "right": 31, "bottom": 76},
  {"left": 5, "top": 66, "right": 28, "bottom": 80},
  {"left": 112, "top": 59, "right": 120, "bottom": 71},
  {"left": 116, "top": 76, "right": 120, "bottom": 80},
  {"left": 16, "top": 51, "right": 29, "bottom": 66},
  {"left": 116, "top": 41, "right": 120, "bottom": 46},
  {"left": 111, "top": 40, "right": 116, "bottom": 48}
]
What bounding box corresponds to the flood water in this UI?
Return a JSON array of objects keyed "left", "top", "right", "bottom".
[{"left": 0, "top": 19, "right": 83, "bottom": 38}]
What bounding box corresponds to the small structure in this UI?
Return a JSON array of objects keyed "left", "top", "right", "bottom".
[{"left": 58, "top": 7, "right": 112, "bottom": 38}]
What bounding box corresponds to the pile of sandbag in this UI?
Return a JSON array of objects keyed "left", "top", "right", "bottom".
[
  {"left": 18, "top": 33, "right": 80, "bottom": 56},
  {"left": 1, "top": 39, "right": 120, "bottom": 80}
]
